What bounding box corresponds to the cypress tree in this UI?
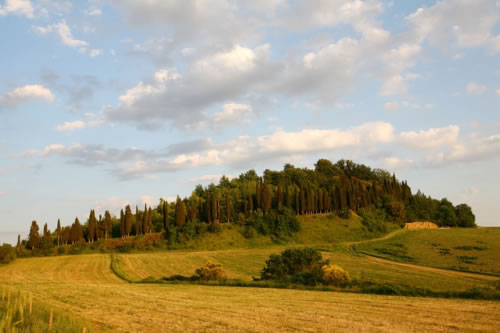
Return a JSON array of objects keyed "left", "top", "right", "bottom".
[
  {"left": 285, "top": 185, "right": 291, "bottom": 209},
  {"left": 125, "top": 205, "right": 133, "bottom": 237},
  {"left": 295, "top": 187, "right": 300, "bottom": 215},
  {"left": 300, "top": 186, "right": 306, "bottom": 215},
  {"left": 43, "top": 223, "right": 50, "bottom": 238},
  {"left": 142, "top": 204, "right": 148, "bottom": 234},
  {"left": 56, "top": 219, "right": 61, "bottom": 246},
  {"left": 73, "top": 217, "right": 83, "bottom": 243},
  {"left": 104, "top": 210, "right": 112, "bottom": 239},
  {"left": 148, "top": 207, "right": 153, "bottom": 233},
  {"left": 28, "top": 221, "right": 40, "bottom": 250},
  {"left": 120, "top": 209, "right": 125, "bottom": 238},
  {"left": 88, "top": 210, "right": 96, "bottom": 242},
  {"left": 248, "top": 193, "right": 253, "bottom": 213},
  {"left": 262, "top": 184, "right": 272, "bottom": 214},
  {"left": 277, "top": 184, "right": 283, "bottom": 210},
  {"left": 163, "top": 200, "right": 169, "bottom": 231},
  {"left": 17, "top": 234, "right": 21, "bottom": 248},
  {"left": 256, "top": 181, "right": 261, "bottom": 209},
  {"left": 136, "top": 205, "right": 142, "bottom": 235},
  {"left": 211, "top": 195, "right": 218, "bottom": 222},
  {"left": 205, "top": 197, "right": 212, "bottom": 224},
  {"left": 175, "top": 196, "right": 186, "bottom": 228},
  {"left": 225, "top": 193, "right": 232, "bottom": 222}
]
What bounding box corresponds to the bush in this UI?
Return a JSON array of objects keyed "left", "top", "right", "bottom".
[
  {"left": 338, "top": 208, "right": 352, "bottom": 219},
  {"left": 68, "top": 242, "right": 87, "bottom": 255},
  {"left": 242, "top": 227, "right": 257, "bottom": 239},
  {"left": 208, "top": 221, "right": 222, "bottom": 233},
  {"left": 0, "top": 244, "right": 16, "bottom": 264},
  {"left": 359, "top": 207, "right": 389, "bottom": 234},
  {"left": 246, "top": 208, "right": 300, "bottom": 239},
  {"left": 260, "top": 248, "right": 327, "bottom": 281},
  {"left": 321, "top": 264, "right": 351, "bottom": 287},
  {"left": 195, "top": 261, "right": 226, "bottom": 281}
]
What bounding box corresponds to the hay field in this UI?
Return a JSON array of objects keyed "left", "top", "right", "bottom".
[{"left": 356, "top": 228, "right": 500, "bottom": 275}]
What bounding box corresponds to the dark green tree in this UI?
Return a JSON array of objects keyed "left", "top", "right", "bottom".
[
  {"left": 175, "top": 196, "right": 186, "bottom": 228},
  {"left": 28, "top": 221, "right": 40, "bottom": 250}
]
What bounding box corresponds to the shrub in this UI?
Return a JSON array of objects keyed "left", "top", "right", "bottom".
[
  {"left": 195, "top": 261, "right": 226, "bottom": 281},
  {"left": 260, "top": 248, "right": 327, "bottom": 281},
  {"left": 242, "top": 227, "right": 257, "bottom": 239},
  {"left": 208, "top": 221, "right": 222, "bottom": 234},
  {"left": 68, "top": 242, "right": 87, "bottom": 255},
  {"left": 321, "top": 264, "right": 351, "bottom": 287},
  {"left": 338, "top": 208, "right": 352, "bottom": 219},
  {"left": 359, "top": 207, "right": 389, "bottom": 234},
  {"left": 0, "top": 244, "right": 16, "bottom": 264}
]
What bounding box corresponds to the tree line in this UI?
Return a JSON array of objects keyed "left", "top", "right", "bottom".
[{"left": 23, "top": 158, "right": 476, "bottom": 251}]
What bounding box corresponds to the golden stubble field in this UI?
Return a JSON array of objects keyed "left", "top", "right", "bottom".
[{"left": 1, "top": 252, "right": 499, "bottom": 332}]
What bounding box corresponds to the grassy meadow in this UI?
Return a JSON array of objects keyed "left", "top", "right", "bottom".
[
  {"left": 355, "top": 227, "right": 500, "bottom": 275},
  {"left": 1, "top": 215, "right": 499, "bottom": 331}
]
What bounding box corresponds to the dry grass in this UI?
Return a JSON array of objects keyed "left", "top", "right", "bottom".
[{"left": 0, "top": 281, "right": 498, "bottom": 332}]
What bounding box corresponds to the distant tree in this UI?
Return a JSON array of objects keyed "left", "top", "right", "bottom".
[
  {"left": 256, "top": 181, "right": 261, "bottom": 209},
  {"left": 16, "top": 234, "right": 21, "bottom": 248},
  {"left": 148, "top": 207, "right": 153, "bottom": 233},
  {"left": 56, "top": 219, "right": 61, "bottom": 246},
  {"left": 125, "top": 205, "right": 133, "bottom": 237},
  {"left": 455, "top": 204, "right": 476, "bottom": 228},
  {"left": 436, "top": 199, "right": 457, "bottom": 227},
  {"left": 71, "top": 218, "right": 83, "bottom": 243},
  {"left": 120, "top": 209, "right": 125, "bottom": 238},
  {"left": 28, "top": 221, "right": 40, "bottom": 250},
  {"left": 175, "top": 196, "right": 186, "bottom": 228},
  {"left": 43, "top": 223, "right": 50, "bottom": 238},
  {"left": 135, "top": 205, "right": 142, "bottom": 235},
  {"left": 277, "top": 184, "right": 283, "bottom": 210},
  {"left": 163, "top": 200, "right": 169, "bottom": 231},
  {"left": 262, "top": 184, "right": 272, "bottom": 214},
  {"left": 88, "top": 209, "right": 97, "bottom": 242},
  {"left": 104, "top": 210, "right": 112, "bottom": 239},
  {"left": 142, "top": 204, "right": 148, "bottom": 234}
]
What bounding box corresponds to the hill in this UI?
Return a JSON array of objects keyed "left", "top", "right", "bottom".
[{"left": 355, "top": 228, "right": 500, "bottom": 276}]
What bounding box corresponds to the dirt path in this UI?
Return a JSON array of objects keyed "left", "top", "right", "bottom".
[{"left": 365, "top": 254, "right": 499, "bottom": 281}]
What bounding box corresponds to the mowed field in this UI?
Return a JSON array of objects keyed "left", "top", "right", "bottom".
[
  {"left": 1, "top": 245, "right": 500, "bottom": 332},
  {"left": 356, "top": 228, "right": 500, "bottom": 275}
]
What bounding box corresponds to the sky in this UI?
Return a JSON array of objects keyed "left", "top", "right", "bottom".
[{"left": 0, "top": 0, "right": 499, "bottom": 244}]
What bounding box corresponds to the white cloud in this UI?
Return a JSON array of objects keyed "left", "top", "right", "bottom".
[
  {"left": 106, "top": 44, "right": 279, "bottom": 129},
  {"left": 258, "top": 122, "right": 394, "bottom": 155},
  {"left": 468, "top": 187, "right": 480, "bottom": 195},
  {"left": 33, "top": 20, "right": 88, "bottom": 48},
  {"left": 0, "top": 0, "right": 34, "bottom": 18},
  {"left": 399, "top": 125, "right": 460, "bottom": 150},
  {"left": 467, "top": 81, "right": 487, "bottom": 95},
  {"left": 89, "top": 49, "right": 102, "bottom": 57},
  {"left": 496, "top": 88, "right": 500, "bottom": 95},
  {"left": 84, "top": 5, "right": 102, "bottom": 16},
  {"left": 0, "top": 84, "right": 54, "bottom": 109},
  {"left": 0, "top": 191, "right": 7, "bottom": 197},
  {"left": 383, "top": 157, "right": 416, "bottom": 170},
  {"left": 56, "top": 120, "right": 85, "bottom": 132},
  {"left": 408, "top": 0, "right": 500, "bottom": 49},
  {"left": 18, "top": 121, "right": 396, "bottom": 179},
  {"left": 209, "top": 103, "right": 255, "bottom": 128}
]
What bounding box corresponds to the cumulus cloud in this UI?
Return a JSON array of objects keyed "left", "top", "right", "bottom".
[
  {"left": 383, "top": 157, "right": 416, "bottom": 170},
  {"left": 105, "top": 45, "right": 280, "bottom": 129},
  {"left": 467, "top": 81, "right": 487, "bottom": 95},
  {"left": 84, "top": 5, "right": 102, "bottom": 16},
  {"left": 398, "top": 125, "right": 460, "bottom": 150},
  {"left": 56, "top": 120, "right": 85, "bottom": 132},
  {"left": 0, "top": 0, "right": 34, "bottom": 18},
  {"left": 18, "top": 121, "right": 396, "bottom": 179},
  {"left": 0, "top": 84, "right": 54, "bottom": 109},
  {"left": 408, "top": 0, "right": 500, "bottom": 49},
  {"left": 33, "top": 20, "right": 87, "bottom": 48},
  {"left": 426, "top": 133, "right": 500, "bottom": 166}
]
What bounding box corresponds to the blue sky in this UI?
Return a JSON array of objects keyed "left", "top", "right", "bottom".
[{"left": 0, "top": 0, "right": 499, "bottom": 243}]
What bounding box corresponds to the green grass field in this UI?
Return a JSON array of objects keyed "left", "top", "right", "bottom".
[
  {"left": 1, "top": 217, "right": 499, "bottom": 331},
  {"left": 355, "top": 228, "right": 500, "bottom": 275}
]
